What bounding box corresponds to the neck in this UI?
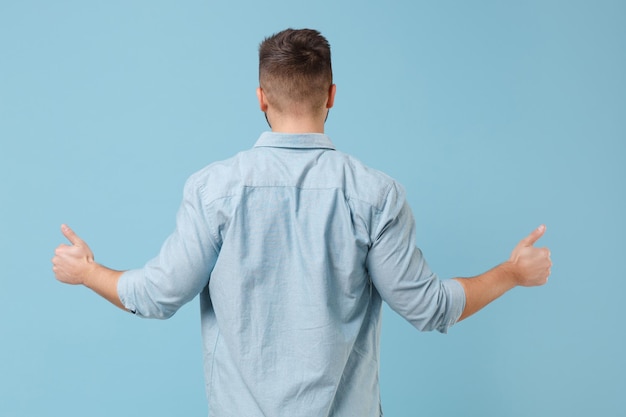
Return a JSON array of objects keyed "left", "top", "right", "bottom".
[
  {"left": 271, "top": 121, "right": 324, "bottom": 134},
  {"left": 266, "top": 110, "right": 327, "bottom": 134}
]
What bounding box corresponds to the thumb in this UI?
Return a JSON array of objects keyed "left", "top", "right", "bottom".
[
  {"left": 61, "top": 224, "right": 84, "bottom": 246},
  {"left": 518, "top": 224, "right": 546, "bottom": 247}
]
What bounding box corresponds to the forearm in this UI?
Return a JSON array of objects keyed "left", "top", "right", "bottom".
[
  {"left": 452, "top": 225, "right": 552, "bottom": 322},
  {"left": 453, "top": 262, "right": 518, "bottom": 322},
  {"left": 83, "top": 263, "right": 126, "bottom": 311}
]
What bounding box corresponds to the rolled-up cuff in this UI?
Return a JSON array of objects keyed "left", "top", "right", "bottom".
[
  {"left": 117, "top": 269, "right": 141, "bottom": 315},
  {"left": 437, "top": 278, "right": 467, "bottom": 333}
]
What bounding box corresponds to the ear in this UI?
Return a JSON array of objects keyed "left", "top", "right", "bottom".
[
  {"left": 326, "top": 84, "right": 336, "bottom": 109},
  {"left": 256, "top": 87, "right": 269, "bottom": 112}
]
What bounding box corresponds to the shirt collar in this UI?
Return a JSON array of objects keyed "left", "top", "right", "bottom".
[{"left": 253, "top": 132, "right": 336, "bottom": 150}]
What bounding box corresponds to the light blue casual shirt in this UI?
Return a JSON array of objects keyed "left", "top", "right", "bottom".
[{"left": 118, "top": 132, "right": 466, "bottom": 416}]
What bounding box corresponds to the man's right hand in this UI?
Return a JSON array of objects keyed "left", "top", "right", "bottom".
[
  {"left": 454, "top": 225, "right": 552, "bottom": 321},
  {"left": 508, "top": 224, "right": 552, "bottom": 287}
]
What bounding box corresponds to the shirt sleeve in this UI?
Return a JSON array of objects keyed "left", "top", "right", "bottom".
[
  {"left": 366, "top": 182, "right": 466, "bottom": 333},
  {"left": 117, "top": 175, "right": 219, "bottom": 319}
]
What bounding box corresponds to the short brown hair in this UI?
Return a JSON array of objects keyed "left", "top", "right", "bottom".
[{"left": 259, "top": 28, "right": 333, "bottom": 114}]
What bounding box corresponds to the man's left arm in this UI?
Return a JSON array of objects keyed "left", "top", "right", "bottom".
[{"left": 52, "top": 175, "right": 219, "bottom": 318}]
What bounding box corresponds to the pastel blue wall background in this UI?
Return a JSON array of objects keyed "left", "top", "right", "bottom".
[{"left": 1, "top": 1, "right": 624, "bottom": 416}]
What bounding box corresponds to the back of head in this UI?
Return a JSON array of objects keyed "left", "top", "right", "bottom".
[{"left": 259, "top": 28, "right": 333, "bottom": 115}]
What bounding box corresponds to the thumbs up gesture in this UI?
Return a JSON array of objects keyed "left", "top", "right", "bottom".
[
  {"left": 509, "top": 225, "right": 552, "bottom": 287},
  {"left": 52, "top": 224, "right": 96, "bottom": 285}
]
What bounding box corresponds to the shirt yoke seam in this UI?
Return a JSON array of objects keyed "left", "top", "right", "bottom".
[{"left": 201, "top": 184, "right": 390, "bottom": 214}]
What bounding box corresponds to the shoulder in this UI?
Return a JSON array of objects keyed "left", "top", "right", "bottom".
[
  {"left": 328, "top": 149, "right": 406, "bottom": 211},
  {"left": 183, "top": 150, "right": 252, "bottom": 203}
]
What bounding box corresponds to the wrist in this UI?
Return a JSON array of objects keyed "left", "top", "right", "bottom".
[
  {"left": 499, "top": 260, "right": 522, "bottom": 288},
  {"left": 82, "top": 261, "right": 101, "bottom": 288}
]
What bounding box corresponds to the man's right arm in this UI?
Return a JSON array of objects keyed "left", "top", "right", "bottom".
[
  {"left": 366, "top": 182, "right": 551, "bottom": 331},
  {"left": 453, "top": 225, "right": 551, "bottom": 321}
]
